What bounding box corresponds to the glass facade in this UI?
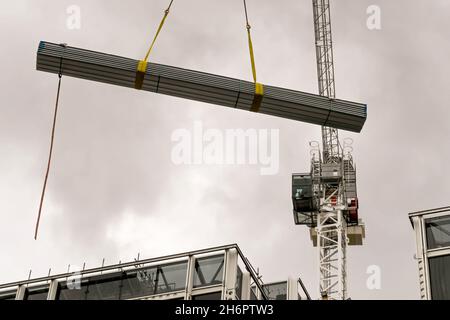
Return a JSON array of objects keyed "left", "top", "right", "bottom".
[
  {"left": 0, "top": 246, "right": 280, "bottom": 301},
  {"left": 411, "top": 208, "right": 450, "bottom": 300},
  {"left": 426, "top": 216, "right": 450, "bottom": 250},
  {"left": 428, "top": 254, "right": 450, "bottom": 300},
  {"left": 193, "top": 255, "right": 224, "bottom": 288},
  {"left": 57, "top": 273, "right": 135, "bottom": 300},
  {"left": 263, "top": 282, "right": 287, "bottom": 300},
  {"left": 56, "top": 261, "right": 188, "bottom": 300},
  {"left": 135, "top": 261, "right": 188, "bottom": 295},
  {"left": 424, "top": 215, "right": 450, "bottom": 299}
]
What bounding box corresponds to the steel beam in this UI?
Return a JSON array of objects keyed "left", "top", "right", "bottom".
[{"left": 36, "top": 41, "right": 367, "bottom": 133}]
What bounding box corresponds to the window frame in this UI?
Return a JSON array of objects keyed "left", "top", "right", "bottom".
[
  {"left": 191, "top": 289, "right": 223, "bottom": 300},
  {"left": 23, "top": 285, "right": 50, "bottom": 300},
  {"left": 262, "top": 281, "right": 288, "bottom": 300},
  {"left": 192, "top": 254, "right": 225, "bottom": 289},
  {"left": 0, "top": 288, "right": 18, "bottom": 300},
  {"left": 425, "top": 215, "right": 450, "bottom": 251},
  {"left": 427, "top": 253, "right": 450, "bottom": 300}
]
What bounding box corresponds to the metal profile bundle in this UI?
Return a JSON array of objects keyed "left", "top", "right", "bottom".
[{"left": 36, "top": 41, "right": 367, "bottom": 132}]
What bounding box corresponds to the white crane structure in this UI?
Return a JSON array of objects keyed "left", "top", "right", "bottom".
[{"left": 292, "top": 0, "right": 365, "bottom": 300}]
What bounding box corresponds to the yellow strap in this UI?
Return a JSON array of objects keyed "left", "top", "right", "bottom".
[
  {"left": 243, "top": 0, "right": 264, "bottom": 112},
  {"left": 135, "top": 0, "right": 174, "bottom": 90},
  {"left": 247, "top": 28, "right": 257, "bottom": 84},
  {"left": 247, "top": 28, "right": 264, "bottom": 112},
  {"left": 143, "top": 6, "right": 172, "bottom": 63}
]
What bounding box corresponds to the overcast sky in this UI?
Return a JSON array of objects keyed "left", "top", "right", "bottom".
[{"left": 1, "top": 0, "right": 450, "bottom": 300}]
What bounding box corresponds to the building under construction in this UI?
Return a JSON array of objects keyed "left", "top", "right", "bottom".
[{"left": 0, "top": 244, "right": 310, "bottom": 301}]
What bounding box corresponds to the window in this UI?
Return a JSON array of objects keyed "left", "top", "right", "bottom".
[
  {"left": 250, "top": 285, "right": 265, "bottom": 300},
  {"left": 426, "top": 216, "right": 450, "bottom": 250},
  {"left": 24, "top": 287, "right": 49, "bottom": 300},
  {"left": 250, "top": 287, "right": 258, "bottom": 300},
  {"left": 193, "top": 255, "right": 224, "bottom": 288},
  {"left": 428, "top": 255, "right": 450, "bottom": 300},
  {"left": 263, "top": 282, "right": 287, "bottom": 300},
  {"left": 56, "top": 261, "right": 188, "bottom": 300},
  {"left": 56, "top": 275, "right": 125, "bottom": 300},
  {"left": 0, "top": 290, "right": 17, "bottom": 300},
  {"left": 133, "top": 261, "right": 188, "bottom": 296},
  {"left": 191, "top": 292, "right": 222, "bottom": 300}
]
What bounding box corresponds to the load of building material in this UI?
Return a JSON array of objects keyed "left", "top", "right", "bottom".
[{"left": 36, "top": 41, "right": 367, "bottom": 132}]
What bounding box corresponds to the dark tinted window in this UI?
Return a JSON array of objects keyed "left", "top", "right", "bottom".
[
  {"left": 426, "top": 216, "right": 450, "bottom": 250},
  {"left": 263, "top": 282, "right": 287, "bottom": 300},
  {"left": 191, "top": 291, "right": 222, "bottom": 300},
  {"left": 0, "top": 291, "right": 17, "bottom": 300},
  {"left": 193, "top": 255, "right": 224, "bottom": 288},
  {"left": 24, "top": 287, "right": 49, "bottom": 300},
  {"left": 250, "top": 287, "right": 258, "bottom": 300},
  {"left": 429, "top": 255, "right": 450, "bottom": 300}
]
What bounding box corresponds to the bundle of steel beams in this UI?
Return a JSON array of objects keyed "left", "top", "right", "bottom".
[{"left": 36, "top": 41, "right": 367, "bottom": 132}]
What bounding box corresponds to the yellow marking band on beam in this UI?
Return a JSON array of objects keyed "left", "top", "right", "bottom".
[
  {"left": 255, "top": 82, "right": 264, "bottom": 96},
  {"left": 135, "top": 60, "right": 148, "bottom": 90},
  {"left": 137, "top": 60, "right": 148, "bottom": 73},
  {"left": 250, "top": 82, "right": 264, "bottom": 112}
]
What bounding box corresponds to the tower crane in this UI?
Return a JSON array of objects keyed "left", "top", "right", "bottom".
[{"left": 292, "top": 0, "right": 365, "bottom": 300}]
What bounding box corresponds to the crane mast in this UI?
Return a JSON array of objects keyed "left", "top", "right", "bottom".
[
  {"left": 313, "top": 0, "right": 348, "bottom": 300},
  {"left": 292, "top": 0, "right": 365, "bottom": 301},
  {"left": 313, "top": 0, "right": 340, "bottom": 162}
]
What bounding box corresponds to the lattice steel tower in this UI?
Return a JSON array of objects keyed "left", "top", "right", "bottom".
[{"left": 291, "top": 0, "right": 365, "bottom": 300}]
